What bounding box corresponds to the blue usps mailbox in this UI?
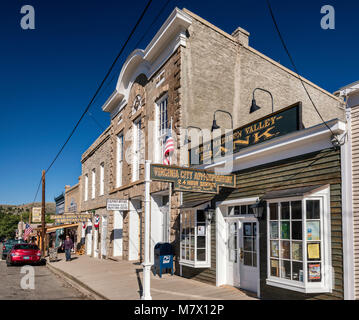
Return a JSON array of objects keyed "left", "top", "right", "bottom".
[{"left": 154, "top": 242, "right": 174, "bottom": 278}]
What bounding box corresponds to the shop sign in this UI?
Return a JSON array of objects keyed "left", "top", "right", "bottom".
[
  {"left": 107, "top": 199, "right": 129, "bottom": 211},
  {"left": 50, "top": 214, "right": 92, "bottom": 224},
  {"left": 32, "top": 207, "right": 42, "bottom": 223},
  {"left": 150, "top": 164, "right": 236, "bottom": 194},
  {"left": 189, "top": 102, "right": 302, "bottom": 165}
]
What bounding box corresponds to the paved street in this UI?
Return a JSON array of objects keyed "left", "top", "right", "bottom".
[{"left": 0, "top": 250, "right": 88, "bottom": 300}]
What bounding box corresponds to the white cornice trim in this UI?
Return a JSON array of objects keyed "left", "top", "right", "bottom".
[{"left": 102, "top": 8, "right": 192, "bottom": 114}]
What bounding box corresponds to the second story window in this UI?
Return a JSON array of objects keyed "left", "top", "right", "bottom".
[
  {"left": 100, "top": 162, "right": 104, "bottom": 196},
  {"left": 155, "top": 95, "right": 168, "bottom": 163},
  {"left": 132, "top": 118, "right": 142, "bottom": 182},
  {"left": 84, "top": 174, "right": 88, "bottom": 201},
  {"left": 91, "top": 169, "right": 96, "bottom": 199},
  {"left": 117, "top": 133, "right": 124, "bottom": 188}
]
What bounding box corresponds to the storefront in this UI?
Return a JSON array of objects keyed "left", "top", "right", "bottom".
[{"left": 178, "top": 104, "right": 348, "bottom": 299}]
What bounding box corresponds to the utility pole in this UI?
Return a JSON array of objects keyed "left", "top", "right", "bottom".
[{"left": 41, "top": 170, "right": 46, "bottom": 256}]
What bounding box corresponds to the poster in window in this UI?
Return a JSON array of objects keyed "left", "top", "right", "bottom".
[
  {"left": 197, "top": 225, "right": 205, "bottom": 236},
  {"left": 308, "top": 263, "right": 321, "bottom": 282},
  {"left": 307, "top": 242, "right": 321, "bottom": 260},
  {"left": 307, "top": 221, "right": 320, "bottom": 241},
  {"left": 292, "top": 242, "right": 302, "bottom": 261},
  {"left": 271, "top": 240, "right": 279, "bottom": 258},
  {"left": 281, "top": 221, "right": 290, "bottom": 239},
  {"left": 270, "top": 222, "right": 278, "bottom": 239}
]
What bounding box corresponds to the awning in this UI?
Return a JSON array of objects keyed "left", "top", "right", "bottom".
[
  {"left": 179, "top": 200, "right": 211, "bottom": 209},
  {"left": 261, "top": 185, "right": 327, "bottom": 200},
  {"left": 44, "top": 223, "right": 79, "bottom": 233}
]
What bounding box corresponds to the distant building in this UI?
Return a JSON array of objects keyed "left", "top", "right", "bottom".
[{"left": 54, "top": 193, "right": 65, "bottom": 214}]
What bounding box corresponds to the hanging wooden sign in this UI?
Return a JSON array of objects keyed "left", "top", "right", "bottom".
[{"left": 150, "top": 164, "right": 236, "bottom": 194}]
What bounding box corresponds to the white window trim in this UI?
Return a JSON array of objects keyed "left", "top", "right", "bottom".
[
  {"left": 91, "top": 169, "right": 96, "bottom": 199},
  {"left": 266, "top": 187, "right": 332, "bottom": 294},
  {"left": 84, "top": 174, "right": 88, "bottom": 202},
  {"left": 132, "top": 118, "right": 142, "bottom": 182},
  {"left": 154, "top": 94, "right": 168, "bottom": 164},
  {"left": 117, "top": 133, "right": 124, "bottom": 188},
  {"left": 179, "top": 206, "right": 211, "bottom": 269},
  {"left": 99, "top": 162, "right": 104, "bottom": 196},
  {"left": 155, "top": 69, "right": 165, "bottom": 88}
]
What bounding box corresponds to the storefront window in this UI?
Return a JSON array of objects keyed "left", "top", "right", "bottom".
[
  {"left": 266, "top": 187, "right": 332, "bottom": 293},
  {"left": 180, "top": 209, "right": 211, "bottom": 268}
]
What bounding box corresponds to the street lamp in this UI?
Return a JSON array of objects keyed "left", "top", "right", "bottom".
[
  {"left": 250, "top": 199, "right": 266, "bottom": 219},
  {"left": 211, "top": 110, "right": 233, "bottom": 131},
  {"left": 250, "top": 88, "right": 274, "bottom": 114}
]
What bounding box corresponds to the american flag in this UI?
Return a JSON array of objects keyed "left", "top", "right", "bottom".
[
  {"left": 23, "top": 223, "right": 33, "bottom": 240},
  {"left": 163, "top": 130, "right": 175, "bottom": 165}
]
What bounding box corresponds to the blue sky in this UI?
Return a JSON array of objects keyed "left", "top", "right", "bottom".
[{"left": 0, "top": 0, "right": 357, "bottom": 204}]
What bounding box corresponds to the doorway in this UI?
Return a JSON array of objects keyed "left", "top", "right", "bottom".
[
  {"left": 226, "top": 218, "right": 259, "bottom": 294},
  {"left": 129, "top": 199, "right": 141, "bottom": 261},
  {"left": 113, "top": 210, "right": 123, "bottom": 257}
]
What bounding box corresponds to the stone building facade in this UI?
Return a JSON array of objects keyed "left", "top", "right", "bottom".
[{"left": 75, "top": 7, "right": 350, "bottom": 299}]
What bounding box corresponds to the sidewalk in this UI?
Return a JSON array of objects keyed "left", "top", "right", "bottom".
[{"left": 47, "top": 253, "right": 257, "bottom": 300}]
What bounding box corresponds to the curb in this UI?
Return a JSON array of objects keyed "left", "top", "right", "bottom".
[{"left": 46, "top": 261, "right": 109, "bottom": 300}]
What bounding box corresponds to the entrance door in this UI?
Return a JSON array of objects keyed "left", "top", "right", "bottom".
[
  {"left": 101, "top": 216, "right": 108, "bottom": 257},
  {"left": 226, "top": 219, "right": 259, "bottom": 293},
  {"left": 113, "top": 211, "right": 123, "bottom": 257},
  {"left": 227, "top": 220, "right": 240, "bottom": 286},
  {"left": 238, "top": 221, "right": 259, "bottom": 293},
  {"left": 129, "top": 200, "right": 141, "bottom": 261}
]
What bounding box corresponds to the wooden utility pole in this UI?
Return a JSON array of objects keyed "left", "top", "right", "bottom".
[{"left": 41, "top": 170, "right": 46, "bottom": 256}]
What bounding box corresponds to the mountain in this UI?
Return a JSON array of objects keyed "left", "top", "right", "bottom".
[{"left": 0, "top": 202, "right": 56, "bottom": 215}]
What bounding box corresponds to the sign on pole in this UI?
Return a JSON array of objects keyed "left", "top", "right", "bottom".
[
  {"left": 32, "top": 207, "right": 42, "bottom": 223},
  {"left": 106, "top": 199, "right": 129, "bottom": 211}
]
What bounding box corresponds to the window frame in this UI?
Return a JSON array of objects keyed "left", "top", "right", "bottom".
[
  {"left": 154, "top": 94, "right": 168, "bottom": 164},
  {"left": 179, "top": 208, "right": 211, "bottom": 268},
  {"left": 99, "top": 162, "right": 104, "bottom": 196},
  {"left": 84, "top": 174, "right": 88, "bottom": 202},
  {"left": 266, "top": 187, "right": 332, "bottom": 293},
  {"left": 132, "top": 117, "right": 142, "bottom": 182},
  {"left": 117, "top": 133, "right": 124, "bottom": 188},
  {"left": 91, "top": 169, "right": 96, "bottom": 199}
]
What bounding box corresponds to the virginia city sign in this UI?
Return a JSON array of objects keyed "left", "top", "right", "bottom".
[
  {"left": 150, "top": 164, "right": 236, "bottom": 194},
  {"left": 189, "top": 102, "right": 302, "bottom": 165}
]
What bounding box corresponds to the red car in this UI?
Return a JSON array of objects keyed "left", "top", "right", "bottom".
[{"left": 6, "top": 243, "right": 42, "bottom": 266}]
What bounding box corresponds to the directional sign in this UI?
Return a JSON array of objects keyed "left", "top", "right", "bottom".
[
  {"left": 107, "top": 199, "right": 129, "bottom": 211},
  {"left": 150, "top": 164, "right": 236, "bottom": 194}
]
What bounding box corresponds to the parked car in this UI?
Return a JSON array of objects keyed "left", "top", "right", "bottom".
[
  {"left": 2, "top": 239, "right": 27, "bottom": 260},
  {"left": 6, "top": 243, "right": 42, "bottom": 266}
]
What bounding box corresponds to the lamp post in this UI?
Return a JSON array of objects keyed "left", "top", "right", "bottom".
[
  {"left": 141, "top": 160, "right": 152, "bottom": 300},
  {"left": 211, "top": 110, "right": 233, "bottom": 131},
  {"left": 250, "top": 88, "right": 274, "bottom": 114}
]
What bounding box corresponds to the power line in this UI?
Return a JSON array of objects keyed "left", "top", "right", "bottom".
[
  {"left": 89, "top": 0, "right": 173, "bottom": 119},
  {"left": 265, "top": 0, "right": 341, "bottom": 145},
  {"left": 44, "top": 0, "right": 154, "bottom": 175},
  {"left": 29, "top": 0, "right": 154, "bottom": 212}
]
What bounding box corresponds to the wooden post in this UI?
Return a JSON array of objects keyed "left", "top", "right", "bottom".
[{"left": 41, "top": 170, "right": 46, "bottom": 256}]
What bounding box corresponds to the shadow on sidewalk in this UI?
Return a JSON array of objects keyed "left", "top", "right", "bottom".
[{"left": 135, "top": 268, "right": 143, "bottom": 298}]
